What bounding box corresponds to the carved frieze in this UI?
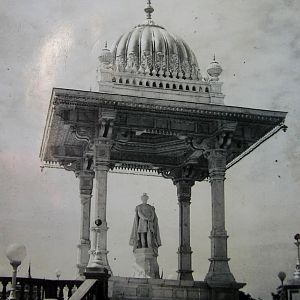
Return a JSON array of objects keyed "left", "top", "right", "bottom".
[
  {"left": 170, "top": 120, "right": 195, "bottom": 132},
  {"left": 127, "top": 115, "right": 154, "bottom": 127}
]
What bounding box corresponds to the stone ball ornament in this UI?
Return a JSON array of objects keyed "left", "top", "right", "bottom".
[
  {"left": 207, "top": 56, "right": 223, "bottom": 81},
  {"left": 294, "top": 233, "right": 300, "bottom": 241},
  {"left": 95, "top": 219, "right": 102, "bottom": 226}
]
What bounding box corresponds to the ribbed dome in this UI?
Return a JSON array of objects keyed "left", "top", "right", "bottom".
[{"left": 111, "top": 23, "right": 201, "bottom": 80}]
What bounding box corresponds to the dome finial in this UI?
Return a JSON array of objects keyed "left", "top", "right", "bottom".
[
  {"left": 144, "top": 0, "right": 154, "bottom": 21},
  {"left": 104, "top": 41, "right": 108, "bottom": 49}
]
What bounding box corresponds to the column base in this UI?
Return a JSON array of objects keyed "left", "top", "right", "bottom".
[
  {"left": 177, "top": 246, "right": 193, "bottom": 281},
  {"left": 87, "top": 250, "right": 112, "bottom": 275},
  {"left": 76, "top": 264, "right": 88, "bottom": 279},
  {"left": 208, "top": 284, "right": 245, "bottom": 300},
  {"left": 205, "top": 258, "right": 236, "bottom": 285},
  {"left": 177, "top": 270, "right": 194, "bottom": 281},
  {"left": 77, "top": 242, "right": 90, "bottom": 277}
]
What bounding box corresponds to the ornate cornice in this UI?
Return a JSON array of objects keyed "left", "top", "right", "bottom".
[
  {"left": 52, "top": 89, "right": 286, "bottom": 124},
  {"left": 40, "top": 88, "right": 287, "bottom": 180}
]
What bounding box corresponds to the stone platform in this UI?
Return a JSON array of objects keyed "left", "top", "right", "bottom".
[{"left": 108, "top": 276, "right": 210, "bottom": 300}]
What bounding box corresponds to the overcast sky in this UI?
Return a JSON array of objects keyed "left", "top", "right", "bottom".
[{"left": 0, "top": 0, "right": 300, "bottom": 299}]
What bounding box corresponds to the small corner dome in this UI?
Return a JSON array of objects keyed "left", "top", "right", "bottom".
[
  {"left": 110, "top": 23, "right": 201, "bottom": 79},
  {"left": 99, "top": 42, "right": 113, "bottom": 66},
  {"left": 207, "top": 56, "right": 223, "bottom": 80}
]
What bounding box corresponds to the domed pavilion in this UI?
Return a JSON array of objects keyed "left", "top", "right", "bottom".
[{"left": 40, "top": 1, "right": 287, "bottom": 299}]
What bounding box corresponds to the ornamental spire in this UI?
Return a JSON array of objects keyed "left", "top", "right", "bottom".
[{"left": 144, "top": 0, "right": 154, "bottom": 24}]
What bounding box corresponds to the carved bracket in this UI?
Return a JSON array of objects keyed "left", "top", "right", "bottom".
[
  {"left": 183, "top": 121, "right": 237, "bottom": 166},
  {"left": 214, "top": 121, "right": 237, "bottom": 149},
  {"left": 97, "top": 108, "right": 117, "bottom": 139},
  {"left": 189, "top": 121, "right": 237, "bottom": 151},
  {"left": 160, "top": 164, "right": 206, "bottom": 184},
  {"left": 60, "top": 151, "right": 95, "bottom": 175}
]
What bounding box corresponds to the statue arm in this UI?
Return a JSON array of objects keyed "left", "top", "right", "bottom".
[{"left": 137, "top": 207, "right": 154, "bottom": 221}]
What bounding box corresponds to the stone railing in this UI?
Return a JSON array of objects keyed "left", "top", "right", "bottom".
[
  {"left": 112, "top": 72, "right": 211, "bottom": 94},
  {"left": 0, "top": 277, "right": 83, "bottom": 300}
]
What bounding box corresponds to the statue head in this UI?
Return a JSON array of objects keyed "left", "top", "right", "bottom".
[{"left": 141, "top": 193, "right": 149, "bottom": 204}]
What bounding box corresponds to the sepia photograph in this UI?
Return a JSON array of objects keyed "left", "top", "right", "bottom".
[{"left": 0, "top": 0, "right": 300, "bottom": 299}]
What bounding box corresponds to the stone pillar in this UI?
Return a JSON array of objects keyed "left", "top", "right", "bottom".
[
  {"left": 86, "top": 140, "right": 112, "bottom": 274},
  {"left": 77, "top": 170, "right": 94, "bottom": 278},
  {"left": 175, "top": 180, "right": 194, "bottom": 281},
  {"left": 205, "top": 149, "right": 235, "bottom": 285}
]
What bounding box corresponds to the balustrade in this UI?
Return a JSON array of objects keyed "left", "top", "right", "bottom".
[
  {"left": 0, "top": 277, "right": 82, "bottom": 300},
  {"left": 113, "top": 72, "right": 210, "bottom": 94}
]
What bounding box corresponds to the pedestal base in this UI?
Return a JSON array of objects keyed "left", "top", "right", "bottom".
[
  {"left": 84, "top": 267, "right": 110, "bottom": 279},
  {"left": 134, "top": 248, "right": 160, "bottom": 279},
  {"left": 207, "top": 282, "right": 246, "bottom": 300},
  {"left": 108, "top": 276, "right": 245, "bottom": 300},
  {"left": 77, "top": 241, "right": 90, "bottom": 277},
  {"left": 205, "top": 259, "right": 236, "bottom": 285},
  {"left": 109, "top": 276, "right": 208, "bottom": 300}
]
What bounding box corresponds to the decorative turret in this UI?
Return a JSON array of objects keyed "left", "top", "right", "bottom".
[
  {"left": 98, "top": 42, "right": 113, "bottom": 82},
  {"left": 99, "top": 42, "right": 113, "bottom": 69},
  {"left": 207, "top": 55, "right": 223, "bottom": 81}
]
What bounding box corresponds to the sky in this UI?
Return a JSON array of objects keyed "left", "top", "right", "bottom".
[{"left": 0, "top": 0, "right": 300, "bottom": 299}]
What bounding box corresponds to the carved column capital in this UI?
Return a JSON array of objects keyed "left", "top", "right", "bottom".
[
  {"left": 205, "top": 149, "right": 227, "bottom": 181},
  {"left": 175, "top": 180, "right": 194, "bottom": 203},
  {"left": 76, "top": 169, "right": 95, "bottom": 178},
  {"left": 77, "top": 170, "right": 95, "bottom": 196},
  {"left": 94, "top": 164, "right": 110, "bottom": 172},
  {"left": 93, "top": 142, "right": 113, "bottom": 168}
]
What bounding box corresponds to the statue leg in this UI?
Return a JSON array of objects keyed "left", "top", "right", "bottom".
[
  {"left": 141, "top": 233, "right": 147, "bottom": 248},
  {"left": 137, "top": 233, "right": 142, "bottom": 248},
  {"left": 147, "top": 231, "right": 152, "bottom": 249}
]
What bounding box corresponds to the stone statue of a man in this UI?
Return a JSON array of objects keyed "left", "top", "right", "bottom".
[{"left": 129, "top": 193, "right": 161, "bottom": 252}]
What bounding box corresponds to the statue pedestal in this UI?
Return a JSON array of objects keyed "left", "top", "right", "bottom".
[{"left": 134, "top": 248, "right": 160, "bottom": 279}]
